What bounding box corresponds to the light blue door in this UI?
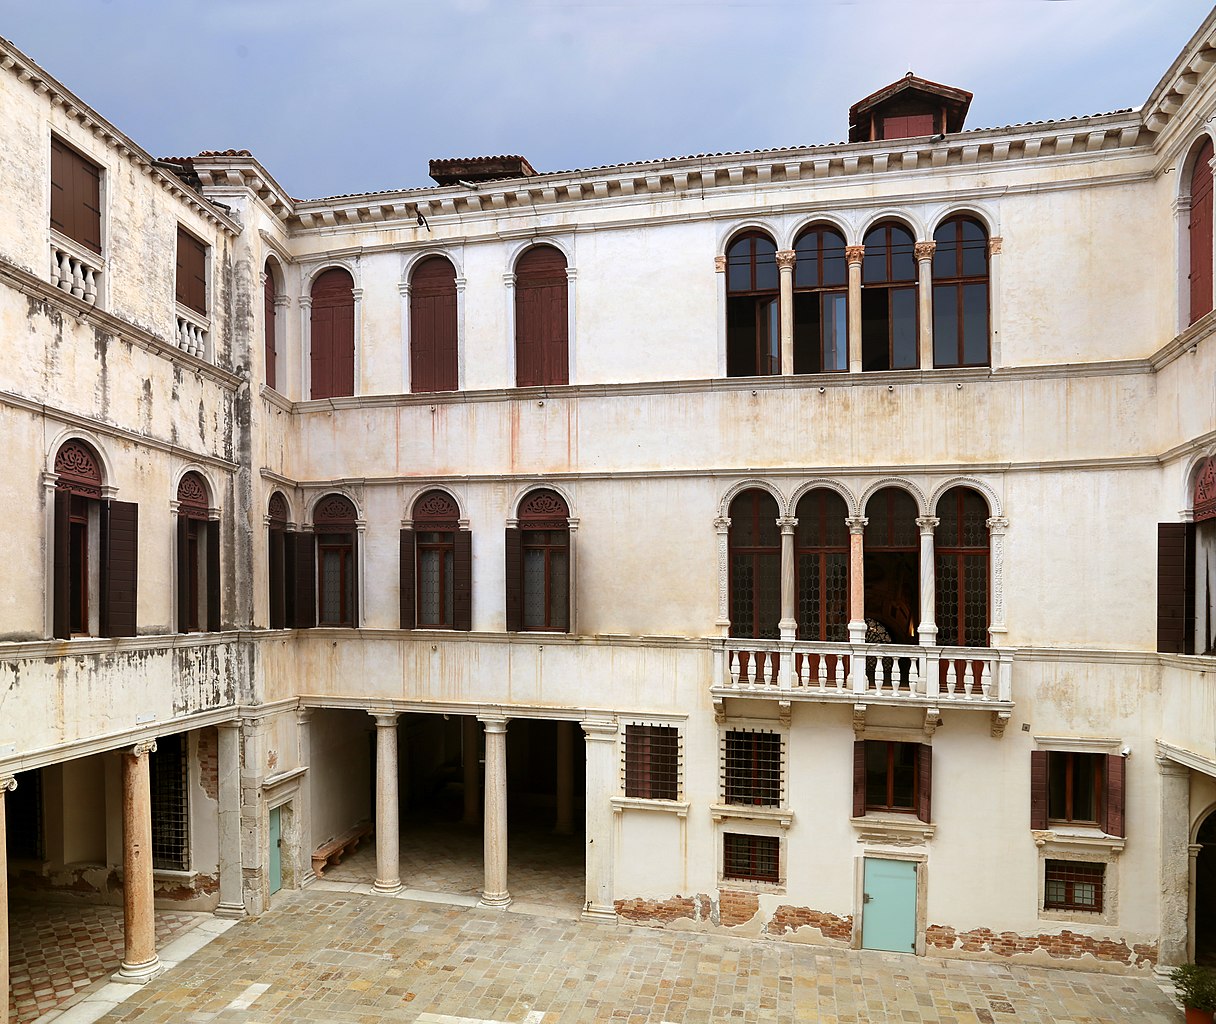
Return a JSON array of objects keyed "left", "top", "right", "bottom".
[
  {"left": 268, "top": 806, "right": 282, "bottom": 895},
  {"left": 861, "top": 858, "right": 917, "bottom": 953}
]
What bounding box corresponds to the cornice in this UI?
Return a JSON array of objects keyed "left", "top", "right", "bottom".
[
  {"left": 1141, "top": 11, "right": 1216, "bottom": 139},
  {"left": 192, "top": 155, "right": 297, "bottom": 222}
]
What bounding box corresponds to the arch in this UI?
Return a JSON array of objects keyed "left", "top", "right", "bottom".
[
  {"left": 717, "top": 479, "right": 786, "bottom": 520},
  {"left": 176, "top": 471, "right": 211, "bottom": 519},
  {"left": 792, "top": 222, "right": 850, "bottom": 374},
  {"left": 171, "top": 465, "right": 220, "bottom": 510},
  {"left": 311, "top": 491, "right": 359, "bottom": 526},
  {"left": 933, "top": 214, "right": 991, "bottom": 368},
  {"left": 860, "top": 219, "right": 920, "bottom": 371},
  {"left": 727, "top": 487, "right": 782, "bottom": 640},
  {"left": 793, "top": 487, "right": 851, "bottom": 641},
  {"left": 267, "top": 490, "right": 292, "bottom": 525},
  {"left": 302, "top": 258, "right": 358, "bottom": 292},
  {"left": 863, "top": 484, "right": 923, "bottom": 644},
  {"left": 926, "top": 204, "right": 997, "bottom": 238},
  {"left": 858, "top": 478, "right": 929, "bottom": 517},
  {"left": 412, "top": 487, "right": 461, "bottom": 525},
  {"left": 788, "top": 212, "right": 854, "bottom": 248},
  {"left": 788, "top": 479, "right": 859, "bottom": 518},
  {"left": 506, "top": 234, "right": 574, "bottom": 268},
  {"left": 401, "top": 247, "right": 465, "bottom": 283},
  {"left": 858, "top": 209, "right": 928, "bottom": 243},
  {"left": 53, "top": 438, "right": 104, "bottom": 498},
  {"left": 517, "top": 487, "right": 571, "bottom": 526},
  {"left": 1184, "top": 448, "right": 1216, "bottom": 515},
  {"left": 46, "top": 428, "right": 115, "bottom": 491},
  {"left": 515, "top": 244, "right": 569, "bottom": 387},
  {"left": 928, "top": 477, "right": 1001, "bottom": 518},
  {"left": 410, "top": 254, "right": 459, "bottom": 393},
  {"left": 510, "top": 482, "right": 576, "bottom": 522},
  {"left": 725, "top": 230, "right": 781, "bottom": 378},
  {"left": 511, "top": 487, "right": 572, "bottom": 632},
  {"left": 717, "top": 220, "right": 781, "bottom": 256},
  {"left": 933, "top": 486, "right": 991, "bottom": 648},
  {"left": 403, "top": 485, "right": 468, "bottom": 524},
  {"left": 310, "top": 267, "right": 356, "bottom": 399}
]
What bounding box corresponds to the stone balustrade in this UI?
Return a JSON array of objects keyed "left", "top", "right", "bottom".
[
  {"left": 175, "top": 305, "right": 209, "bottom": 358},
  {"left": 49, "top": 239, "right": 101, "bottom": 305}
]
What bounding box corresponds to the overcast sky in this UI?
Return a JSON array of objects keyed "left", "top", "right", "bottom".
[{"left": 2, "top": 0, "right": 1211, "bottom": 199}]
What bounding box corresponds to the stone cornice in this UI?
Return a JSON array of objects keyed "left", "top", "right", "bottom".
[
  {"left": 1141, "top": 9, "right": 1216, "bottom": 140},
  {"left": 192, "top": 155, "right": 297, "bottom": 221}
]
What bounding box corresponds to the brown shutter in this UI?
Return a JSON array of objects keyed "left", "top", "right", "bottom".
[
  {"left": 515, "top": 246, "right": 568, "bottom": 387},
  {"left": 310, "top": 269, "right": 354, "bottom": 399},
  {"left": 349, "top": 534, "right": 359, "bottom": 627},
  {"left": 206, "top": 520, "right": 220, "bottom": 630},
  {"left": 50, "top": 138, "right": 101, "bottom": 254},
  {"left": 1191, "top": 138, "right": 1214, "bottom": 325},
  {"left": 269, "top": 527, "right": 285, "bottom": 629},
  {"left": 283, "top": 531, "right": 298, "bottom": 627},
  {"left": 454, "top": 529, "right": 472, "bottom": 631},
  {"left": 176, "top": 228, "right": 207, "bottom": 315},
  {"left": 264, "top": 270, "right": 276, "bottom": 390},
  {"left": 1030, "top": 750, "right": 1048, "bottom": 830},
  {"left": 176, "top": 514, "right": 189, "bottom": 632},
  {"left": 504, "top": 527, "right": 522, "bottom": 631},
  {"left": 852, "top": 740, "right": 866, "bottom": 818},
  {"left": 1104, "top": 753, "right": 1126, "bottom": 838},
  {"left": 102, "top": 500, "right": 138, "bottom": 638},
  {"left": 293, "top": 532, "right": 316, "bottom": 628},
  {"left": 916, "top": 744, "right": 933, "bottom": 824},
  {"left": 53, "top": 489, "right": 71, "bottom": 639},
  {"left": 410, "top": 257, "right": 458, "bottom": 393},
  {"left": 1157, "top": 523, "right": 1196, "bottom": 654},
  {"left": 399, "top": 529, "right": 415, "bottom": 628}
]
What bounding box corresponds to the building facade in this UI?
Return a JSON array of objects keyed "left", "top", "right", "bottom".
[{"left": 3, "top": 10, "right": 1216, "bottom": 1010}]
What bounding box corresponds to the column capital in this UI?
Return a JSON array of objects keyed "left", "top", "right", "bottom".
[
  {"left": 479, "top": 716, "right": 509, "bottom": 733},
  {"left": 131, "top": 739, "right": 157, "bottom": 758},
  {"left": 775, "top": 250, "right": 796, "bottom": 271},
  {"left": 916, "top": 515, "right": 939, "bottom": 534},
  {"left": 846, "top": 515, "right": 868, "bottom": 535},
  {"left": 845, "top": 245, "right": 865, "bottom": 266},
  {"left": 371, "top": 711, "right": 399, "bottom": 728},
  {"left": 714, "top": 255, "right": 727, "bottom": 273},
  {"left": 714, "top": 515, "right": 731, "bottom": 534},
  {"left": 502, "top": 272, "right": 517, "bottom": 288},
  {"left": 295, "top": 707, "right": 313, "bottom": 725},
  {"left": 913, "top": 241, "right": 937, "bottom": 262},
  {"left": 1156, "top": 754, "right": 1190, "bottom": 777},
  {"left": 297, "top": 295, "right": 313, "bottom": 309},
  {"left": 777, "top": 515, "right": 798, "bottom": 534},
  {"left": 1, "top": 774, "right": 16, "bottom": 792},
  {"left": 986, "top": 516, "right": 1009, "bottom": 535},
  {"left": 581, "top": 719, "right": 619, "bottom": 742},
  {"left": 988, "top": 236, "right": 1003, "bottom": 256}
]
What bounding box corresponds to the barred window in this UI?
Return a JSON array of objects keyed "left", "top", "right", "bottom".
[
  {"left": 723, "top": 832, "right": 779, "bottom": 883},
  {"left": 723, "top": 730, "right": 783, "bottom": 807},
  {"left": 624, "top": 725, "right": 679, "bottom": 800},
  {"left": 1044, "top": 860, "right": 1104, "bottom": 913},
  {"left": 151, "top": 733, "right": 189, "bottom": 871}
]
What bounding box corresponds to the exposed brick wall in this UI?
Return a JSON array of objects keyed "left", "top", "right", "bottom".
[
  {"left": 196, "top": 726, "right": 218, "bottom": 801},
  {"left": 926, "top": 925, "right": 1158, "bottom": 968},
  {"left": 766, "top": 905, "right": 853, "bottom": 942},
  {"left": 616, "top": 895, "right": 698, "bottom": 924},
  {"left": 719, "top": 889, "right": 760, "bottom": 927}
]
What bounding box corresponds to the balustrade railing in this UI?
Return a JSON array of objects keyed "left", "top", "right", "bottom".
[
  {"left": 175, "top": 305, "right": 209, "bottom": 359},
  {"left": 49, "top": 239, "right": 101, "bottom": 305}
]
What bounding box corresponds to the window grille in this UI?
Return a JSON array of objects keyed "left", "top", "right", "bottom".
[
  {"left": 723, "top": 832, "right": 779, "bottom": 883},
  {"left": 723, "top": 729, "right": 783, "bottom": 807},
  {"left": 1044, "top": 860, "right": 1104, "bottom": 913},
  {"left": 151, "top": 733, "right": 189, "bottom": 871},
  {"left": 623, "top": 724, "right": 680, "bottom": 801}
]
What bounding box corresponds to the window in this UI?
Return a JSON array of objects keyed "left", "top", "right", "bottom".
[
  {"left": 932, "top": 216, "right": 989, "bottom": 367},
  {"left": 267, "top": 492, "right": 295, "bottom": 630},
  {"left": 863, "top": 487, "right": 920, "bottom": 643},
  {"left": 50, "top": 136, "right": 101, "bottom": 254},
  {"left": 794, "top": 489, "right": 849, "bottom": 641},
  {"left": 176, "top": 228, "right": 208, "bottom": 317},
  {"left": 1164, "top": 458, "right": 1216, "bottom": 655},
  {"left": 176, "top": 472, "right": 218, "bottom": 633},
  {"left": 624, "top": 725, "right": 679, "bottom": 800},
  {"left": 150, "top": 733, "right": 189, "bottom": 872},
  {"left": 411, "top": 256, "right": 458, "bottom": 392},
  {"left": 401, "top": 490, "right": 471, "bottom": 630},
  {"left": 1044, "top": 860, "right": 1104, "bottom": 913},
  {"left": 861, "top": 222, "right": 918, "bottom": 371},
  {"left": 728, "top": 489, "right": 780, "bottom": 639},
  {"left": 934, "top": 487, "right": 990, "bottom": 647},
  {"left": 723, "top": 730, "right": 782, "bottom": 807},
  {"left": 1030, "top": 750, "right": 1125, "bottom": 837},
  {"left": 792, "top": 225, "right": 848, "bottom": 373},
  {"left": 726, "top": 232, "right": 779, "bottom": 377},
  {"left": 310, "top": 268, "right": 355, "bottom": 399},
  {"left": 264, "top": 258, "right": 279, "bottom": 390},
  {"left": 515, "top": 245, "right": 569, "bottom": 387},
  {"left": 313, "top": 493, "right": 358, "bottom": 627},
  {"left": 855, "top": 740, "right": 931, "bottom": 822},
  {"left": 723, "top": 832, "right": 780, "bottom": 884},
  {"left": 1190, "top": 137, "right": 1214, "bottom": 326},
  {"left": 506, "top": 489, "right": 570, "bottom": 632}
]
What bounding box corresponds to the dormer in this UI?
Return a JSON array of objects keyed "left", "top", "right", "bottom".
[
  {"left": 429, "top": 155, "right": 536, "bottom": 186},
  {"left": 848, "top": 73, "right": 973, "bottom": 143}
]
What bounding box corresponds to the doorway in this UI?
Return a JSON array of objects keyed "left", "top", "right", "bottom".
[
  {"left": 1197, "top": 812, "right": 1216, "bottom": 965},
  {"left": 268, "top": 806, "right": 283, "bottom": 896},
  {"left": 861, "top": 857, "right": 918, "bottom": 954}
]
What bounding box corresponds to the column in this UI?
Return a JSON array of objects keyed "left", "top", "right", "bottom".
[
  {"left": 462, "top": 715, "right": 480, "bottom": 826},
  {"left": 398, "top": 280, "right": 412, "bottom": 393},
  {"left": 215, "top": 722, "right": 246, "bottom": 917},
  {"left": 479, "top": 717, "right": 511, "bottom": 908},
  {"left": 714, "top": 515, "right": 732, "bottom": 633},
  {"left": 295, "top": 708, "right": 314, "bottom": 882},
  {"left": 581, "top": 720, "right": 619, "bottom": 923},
  {"left": 503, "top": 272, "right": 517, "bottom": 385},
  {"left": 239, "top": 716, "right": 268, "bottom": 915},
  {"left": 987, "top": 237, "right": 1003, "bottom": 366},
  {"left": 714, "top": 255, "right": 728, "bottom": 377},
  {"left": 914, "top": 241, "right": 936, "bottom": 370},
  {"left": 916, "top": 516, "right": 939, "bottom": 646},
  {"left": 776, "top": 250, "right": 796, "bottom": 375},
  {"left": 846, "top": 516, "right": 868, "bottom": 643},
  {"left": 1157, "top": 756, "right": 1191, "bottom": 968},
  {"left": 115, "top": 741, "right": 160, "bottom": 983},
  {"left": 1, "top": 776, "right": 15, "bottom": 1021},
  {"left": 372, "top": 712, "right": 402, "bottom": 894},
  {"left": 986, "top": 517, "right": 1009, "bottom": 646},
  {"left": 298, "top": 295, "right": 313, "bottom": 399},
  {"left": 778, "top": 516, "right": 798, "bottom": 641},
  {"left": 845, "top": 246, "right": 864, "bottom": 373},
  {"left": 555, "top": 721, "right": 575, "bottom": 835}
]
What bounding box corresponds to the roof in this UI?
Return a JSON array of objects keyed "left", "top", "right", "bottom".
[
  {"left": 429, "top": 155, "right": 537, "bottom": 185},
  {"left": 849, "top": 73, "right": 974, "bottom": 142}
]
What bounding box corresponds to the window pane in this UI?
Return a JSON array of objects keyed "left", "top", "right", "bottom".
[
  {"left": 727, "top": 296, "right": 759, "bottom": 377},
  {"left": 863, "top": 242, "right": 886, "bottom": 284},
  {"left": 825, "top": 555, "right": 849, "bottom": 639},
  {"left": 1071, "top": 755, "right": 1097, "bottom": 822},
  {"left": 890, "top": 227, "right": 916, "bottom": 281},
  {"left": 754, "top": 241, "right": 778, "bottom": 291},
  {"left": 549, "top": 550, "right": 569, "bottom": 629},
  {"left": 891, "top": 289, "right": 917, "bottom": 368},
  {"left": 792, "top": 293, "right": 820, "bottom": 373},
  {"left": 826, "top": 293, "right": 848, "bottom": 372},
  {"left": 864, "top": 742, "right": 889, "bottom": 807},
  {"left": 933, "top": 235, "right": 956, "bottom": 279},
  {"left": 1048, "top": 753, "right": 1067, "bottom": 820},
  {"left": 892, "top": 743, "right": 917, "bottom": 809},
  {"left": 321, "top": 549, "right": 341, "bottom": 623},
  {"left": 936, "top": 555, "right": 959, "bottom": 646},
  {"left": 523, "top": 549, "right": 546, "bottom": 629},
  {"left": 797, "top": 553, "right": 821, "bottom": 639},
  {"left": 444, "top": 549, "right": 454, "bottom": 626},
  {"left": 764, "top": 298, "right": 779, "bottom": 375},
  {"left": 822, "top": 235, "right": 846, "bottom": 287},
  {"left": 963, "top": 555, "right": 988, "bottom": 647},
  {"left": 419, "top": 548, "right": 441, "bottom": 625},
  {"left": 730, "top": 554, "right": 755, "bottom": 637},
  {"left": 727, "top": 254, "right": 751, "bottom": 293},
  {"left": 962, "top": 283, "right": 989, "bottom": 365},
  {"left": 961, "top": 231, "right": 987, "bottom": 277},
  {"left": 933, "top": 284, "right": 959, "bottom": 367},
  {"left": 757, "top": 552, "right": 780, "bottom": 639},
  {"left": 794, "top": 238, "right": 818, "bottom": 288}
]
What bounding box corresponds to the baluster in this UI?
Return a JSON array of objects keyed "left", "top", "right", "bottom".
[
  {"left": 945, "top": 659, "right": 957, "bottom": 696},
  {"left": 83, "top": 267, "right": 97, "bottom": 305},
  {"left": 980, "top": 660, "right": 992, "bottom": 699},
  {"left": 70, "top": 258, "right": 84, "bottom": 298},
  {"left": 836, "top": 655, "right": 846, "bottom": 691},
  {"left": 962, "top": 661, "right": 975, "bottom": 699},
  {"left": 817, "top": 654, "right": 828, "bottom": 690},
  {"left": 798, "top": 653, "right": 810, "bottom": 688},
  {"left": 729, "top": 652, "right": 741, "bottom": 689},
  {"left": 50, "top": 249, "right": 61, "bottom": 287},
  {"left": 874, "top": 656, "right": 886, "bottom": 694}
]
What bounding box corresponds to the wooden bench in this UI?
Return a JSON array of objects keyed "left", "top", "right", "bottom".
[{"left": 311, "top": 820, "right": 373, "bottom": 878}]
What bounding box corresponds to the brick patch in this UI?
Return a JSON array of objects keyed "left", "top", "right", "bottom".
[
  {"left": 766, "top": 905, "right": 853, "bottom": 942},
  {"left": 197, "top": 726, "right": 219, "bottom": 801},
  {"left": 615, "top": 895, "right": 698, "bottom": 924},
  {"left": 926, "top": 924, "right": 1158, "bottom": 967},
  {"left": 719, "top": 889, "right": 760, "bottom": 927}
]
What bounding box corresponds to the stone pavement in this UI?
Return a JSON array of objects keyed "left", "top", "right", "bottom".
[{"left": 82, "top": 888, "right": 1182, "bottom": 1024}]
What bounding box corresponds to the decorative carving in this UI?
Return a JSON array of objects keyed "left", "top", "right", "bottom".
[
  {"left": 413, "top": 489, "right": 460, "bottom": 524},
  {"left": 990, "top": 710, "right": 1011, "bottom": 739},
  {"left": 775, "top": 250, "right": 797, "bottom": 271},
  {"left": 778, "top": 701, "right": 792, "bottom": 727},
  {"left": 314, "top": 493, "right": 357, "bottom": 524},
  {"left": 777, "top": 516, "right": 797, "bottom": 535},
  {"left": 852, "top": 703, "right": 867, "bottom": 735},
  {"left": 268, "top": 491, "right": 290, "bottom": 524},
  {"left": 132, "top": 739, "right": 157, "bottom": 757},
  {"left": 845, "top": 245, "right": 865, "bottom": 266},
  {"left": 845, "top": 515, "right": 868, "bottom": 536},
  {"left": 987, "top": 516, "right": 1008, "bottom": 627},
  {"left": 913, "top": 241, "right": 937, "bottom": 261},
  {"left": 715, "top": 516, "right": 731, "bottom": 625},
  {"left": 923, "top": 708, "right": 942, "bottom": 736},
  {"left": 1, "top": 775, "right": 16, "bottom": 793},
  {"left": 988, "top": 236, "right": 1003, "bottom": 256},
  {"left": 54, "top": 440, "right": 102, "bottom": 497},
  {"left": 177, "top": 472, "right": 210, "bottom": 518},
  {"left": 713, "top": 698, "right": 725, "bottom": 725},
  {"left": 714, "top": 255, "right": 727, "bottom": 273},
  {"left": 916, "top": 515, "right": 940, "bottom": 535},
  {"left": 518, "top": 489, "right": 570, "bottom": 528},
  {"left": 1194, "top": 457, "right": 1216, "bottom": 523}
]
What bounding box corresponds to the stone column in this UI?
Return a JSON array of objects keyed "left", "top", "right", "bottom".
[
  {"left": 239, "top": 716, "right": 268, "bottom": 915},
  {"left": 1189, "top": 842, "right": 1203, "bottom": 963},
  {"left": 295, "top": 708, "right": 314, "bottom": 881},
  {"left": 479, "top": 717, "right": 511, "bottom": 908},
  {"left": 1158, "top": 756, "right": 1191, "bottom": 967},
  {"left": 1, "top": 775, "right": 15, "bottom": 1021},
  {"left": 916, "top": 516, "right": 939, "bottom": 646},
  {"left": 846, "top": 516, "right": 868, "bottom": 643},
  {"left": 115, "top": 740, "right": 160, "bottom": 983},
  {"left": 776, "top": 250, "right": 796, "bottom": 375},
  {"left": 555, "top": 721, "right": 575, "bottom": 835},
  {"left": 914, "top": 241, "right": 936, "bottom": 369},
  {"left": 582, "top": 720, "right": 619, "bottom": 923},
  {"left": 987, "top": 237, "right": 1003, "bottom": 366},
  {"left": 778, "top": 516, "right": 798, "bottom": 640},
  {"left": 372, "top": 712, "right": 403, "bottom": 894},
  {"left": 397, "top": 280, "right": 412, "bottom": 393},
  {"left": 298, "top": 295, "right": 313, "bottom": 399},
  {"left": 986, "top": 517, "right": 1009, "bottom": 646},
  {"left": 714, "top": 254, "right": 728, "bottom": 378},
  {"left": 845, "top": 246, "right": 864, "bottom": 373},
  {"left": 215, "top": 722, "right": 246, "bottom": 917},
  {"left": 714, "top": 515, "right": 732, "bottom": 634},
  {"left": 462, "top": 715, "right": 480, "bottom": 826}
]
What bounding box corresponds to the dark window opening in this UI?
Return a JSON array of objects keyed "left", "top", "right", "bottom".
[
  {"left": 723, "top": 730, "right": 782, "bottom": 807},
  {"left": 508, "top": 489, "right": 570, "bottom": 633},
  {"left": 726, "top": 233, "right": 780, "bottom": 377},
  {"left": 624, "top": 725, "right": 679, "bottom": 801},
  {"left": 728, "top": 489, "right": 781, "bottom": 639},
  {"left": 861, "top": 223, "right": 918, "bottom": 371},
  {"left": 69, "top": 496, "right": 89, "bottom": 635},
  {"left": 864, "top": 487, "right": 920, "bottom": 645},
  {"left": 864, "top": 740, "right": 919, "bottom": 813},
  {"left": 515, "top": 245, "right": 569, "bottom": 387},
  {"left": 7, "top": 768, "right": 45, "bottom": 861},
  {"left": 723, "top": 832, "right": 779, "bottom": 883},
  {"left": 934, "top": 487, "right": 990, "bottom": 647},
  {"left": 310, "top": 268, "right": 356, "bottom": 400},
  {"left": 793, "top": 226, "right": 848, "bottom": 373},
  {"left": 418, "top": 531, "right": 455, "bottom": 627},
  {"left": 1044, "top": 860, "right": 1104, "bottom": 913},
  {"left": 1047, "top": 751, "right": 1103, "bottom": 825},
  {"left": 314, "top": 493, "right": 358, "bottom": 627},
  {"left": 151, "top": 734, "right": 189, "bottom": 872},
  {"left": 932, "top": 216, "right": 989, "bottom": 367},
  {"left": 411, "top": 255, "right": 459, "bottom": 393},
  {"left": 795, "top": 489, "right": 849, "bottom": 641}
]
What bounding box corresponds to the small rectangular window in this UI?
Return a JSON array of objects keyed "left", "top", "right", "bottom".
[
  {"left": 723, "top": 832, "right": 779, "bottom": 883},
  {"left": 864, "top": 740, "right": 919, "bottom": 813},
  {"left": 624, "top": 725, "right": 679, "bottom": 801},
  {"left": 1047, "top": 751, "right": 1103, "bottom": 825},
  {"left": 176, "top": 227, "right": 208, "bottom": 316},
  {"left": 1044, "top": 859, "right": 1104, "bottom": 913},
  {"left": 151, "top": 734, "right": 190, "bottom": 871},
  {"left": 723, "top": 730, "right": 783, "bottom": 807},
  {"left": 50, "top": 136, "right": 102, "bottom": 254}
]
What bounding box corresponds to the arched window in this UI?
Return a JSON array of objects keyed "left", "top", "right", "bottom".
[
  {"left": 310, "top": 268, "right": 355, "bottom": 400},
  {"left": 515, "top": 246, "right": 569, "bottom": 387},
  {"left": 792, "top": 226, "right": 848, "bottom": 373},
  {"left": 267, "top": 491, "right": 293, "bottom": 630},
  {"left": 932, "top": 217, "right": 989, "bottom": 367},
  {"left": 863, "top": 487, "right": 920, "bottom": 642},
  {"left": 176, "top": 472, "right": 218, "bottom": 633},
  {"left": 934, "top": 487, "right": 990, "bottom": 647},
  {"left": 506, "top": 489, "right": 570, "bottom": 632},
  {"left": 401, "top": 490, "right": 471, "bottom": 630},
  {"left": 52, "top": 440, "right": 101, "bottom": 638},
  {"left": 313, "top": 494, "right": 358, "bottom": 627},
  {"left": 411, "top": 256, "right": 458, "bottom": 393},
  {"left": 1190, "top": 137, "right": 1214, "bottom": 325},
  {"left": 263, "top": 258, "right": 280, "bottom": 390},
  {"left": 794, "top": 489, "right": 849, "bottom": 641},
  {"left": 861, "top": 222, "right": 918, "bottom": 371},
  {"left": 726, "top": 232, "right": 779, "bottom": 377},
  {"left": 728, "top": 489, "right": 780, "bottom": 639}
]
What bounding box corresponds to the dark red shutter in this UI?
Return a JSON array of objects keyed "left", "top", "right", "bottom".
[
  {"left": 454, "top": 529, "right": 472, "bottom": 631},
  {"left": 264, "top": 269, "right": 277, "bottom": 390},
  {"left": 399, "top": 529, "right": 415, "bottom": 628},
  {"left": 505, "top": 527, "right": 522, "bottom": 631},
  {"left": 283, "top": 531, "right": 298, "bottom": 627},
  {"left": 349, "top": 534, "right": 359, "bottom": 627},
  {"left": 852, "top": 740, "right": 866, "bottom": 818},
  {"left": 515, "top": 246, "right": 568, "bottom": 387},
  {"left": 917, "top": 744, "right": 933, "bottom": 824},
  {"left": 102, "top": 501, "right": 138, "bottom": 638},
  {"left": 1157, "top": 523, "right": 1196, "bottom": 654},
  {"left": 50, "top": 138, "right": 101, "bottom": 254},
  {"left": 176, "top": 228, "right": 207, "bottom": 315},
  {"left": 53, "top": 489, "right": 71, "bottom": 639},
  {"left": 1191, "top": 139, "right": 1214, "bottom": 325},
  {"left": 269, "top": 527, "right": 285, "bottom": 628},
  {"left": 176, "top": 515, "right": 189, "bottom": 632},
  {"left": 1104, "top": 754, "right": 1126, "bottom": 838},
  {"left": 206, "top": 520, "right": 220, "bottom": 630},
  {"left": 311, "top": 269, "right": 355, "bottom": 399},
  {"left": 410, "top": 257, "right": 458, "bottom": 393},
  {"left": 1030, "top": 750, "right": 1048, "bottom": 830},
  {"left": 293, "top": 532, "right": 316, "bottom": 628}
]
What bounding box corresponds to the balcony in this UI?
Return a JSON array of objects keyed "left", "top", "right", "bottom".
[
  {"left": 49, "top": 233, "right": 102, "bottom": 306},
  {"left": 713, "top": 639, "right": 1014, "bottom": 736},
  {"left": 175, "top": 303, "right": 210, "bottom": 359}
]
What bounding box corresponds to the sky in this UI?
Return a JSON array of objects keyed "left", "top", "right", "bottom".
[{"left": 1, "top": 0, "right": 1211, "bottom": 200}]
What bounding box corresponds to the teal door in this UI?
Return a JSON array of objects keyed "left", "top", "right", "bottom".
[
  {"left": 861, "top": 858, "right": 917, "bottom": 953},
  {"left": 268, "top": 807, "right": 282, "bottom": 896}
]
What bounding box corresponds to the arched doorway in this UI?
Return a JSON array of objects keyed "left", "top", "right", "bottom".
[{"left": 1197, "top": 810, "right": 1216, "bottom": 964}]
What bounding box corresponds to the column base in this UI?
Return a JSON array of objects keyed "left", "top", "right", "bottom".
[
  {"left": 478, "top": 891, "right": 512, "bottom": 909},
  {"left": 214, "top": 901, "right": 248, "bottom": 919},
  {"left": 373, "top": 880, "right": 404, "bottom": 896},
  {"left": 847, "top": 620, "right": 867, "bottom": 644},
  {"left": 112, "top": 956, "right": 161, "bottom": 984},
  {"left": 581, "top": 904, "right": 617, "bottom": 925}
]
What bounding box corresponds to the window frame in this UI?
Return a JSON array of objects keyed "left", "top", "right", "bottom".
[
  {"left": 861, "top": 221, "right": 919, "bottom": 371},
  {"left": 727, "top": 489, "right": 782, "bottom": 640},
  {"left": 410, "top": 254, "right": 460, "bottom": 393},
  {"left": 50, "top": 134, "right": 103, "bottom": 255},
  {"left": 623, "top": 723, "right": 681, "bottom": 802},
  {"left": 175, "top": 226, "right": 209, "bottom": 318},
  {"left": 722, "top": 831, "right": 782, "bottom": 885},
  {"left": 1043, "top": 859, "right": 1105, "bottom": 914},
  {"left": 725, "top": 231, "right": 780, "bottom": 378},
  {"left": 508, "top": 489, "right": 571, "bottom": 634},
  {"left": 793, "top": 488, "right": 850, "bottom": 642},
  {"left": 722, "top": 728, "right": 784, "bottom": 809},
  {"left": 1047, "top": 751, "right": 1104, "bottom": 827},
  {"left": 313, "top": 493, "right": 359, "bottom": 628},
  {"left": 792, "top": 225, "right": 849, "bottom": 374},
  {"left": 933, "top": 487, "right": 991, "bottom": 648},
  {"left": 931, "top": 216, "right": 990, "bottom": 368},
  {"left": 864, "top": 740, "right": 920, "bottom": 814}
]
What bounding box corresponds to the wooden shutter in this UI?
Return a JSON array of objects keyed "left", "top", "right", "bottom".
[
  {"left": 454, "top": 529, "right": 472, "bottom": 631},
  {"left": 1030, "top": 750, "right": 1049, "bottom": 830},
  {"left": 269, "top": 527, "right": 285, "bottom": 629},
  {"left": 282, "top": 531, "right": 298, "bottom": 627},
  {"left": 515, "top": 246, "right": 568, "bottom": 387},
  {"left": 504, "top": 527, "right": 522, "bottom": 632},
  {"left": 1191, "top": 139, "right": 1214, "bottom": 325},
  {"left": 176, "top": 228, "right": 208, "bottom": 315},
  {"left": 53, "top": 489, "right": 71, "bottom": 639},
  {"left": 50, "top": 137, "right": 102, "bottom": 254},
  {"left": 399, "top": 529, "right": 415, "bottom": 628},
  {"left": 206, "top": 520, "right": 220, "bottom": 630},
  {"left": 1157, "top": 523, "right": 1196, "bottom": 654},
  {"left": 102, "top": 501, "right": 138, "bottom": 638},
  {"left": 349, "top": 535, "right": 360, "bottom": 627},
  {"left": 410, "top": 257, "right": 458, "bottom": 393},
  {"left": 310, "top": 269, "right": 354, "bottom": 399},
  {"left": 852, "top": 740, "right": 866, "bottom": 818},
  {"left": 916, "top": 744, "right": 933, "bottom": 824},
  {"left": 1104, "top": 753, "right": 1125, "bottom": 838},
  {"left": 176, "top": 515, "right": 189, "bottom": 632},
  {"left": 264, "top": 269, "right": 276, "bottom": 390},
  {"left": 293, "top": 532, "right": 316, "bottom": 628}
]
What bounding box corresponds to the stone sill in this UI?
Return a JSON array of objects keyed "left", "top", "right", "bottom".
[
  {"left": 711, "top": 803, "right": 794, "bottom": 829},
  {"left": 851, "top": 815, "right": 936, "bottom": 844},
  {"left": 611, "top": 796, "right": 689, "bottom": 818},
  {"left": 263, "top": 765, "right": 308, "bottom": 789},
  {"left": 1032, "top": 828, "right": 1125, "bottom": 852}
]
